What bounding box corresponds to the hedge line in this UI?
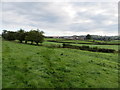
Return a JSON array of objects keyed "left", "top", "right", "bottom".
[{"left": 62, "top": 44, "right": 116, "bottom": 53}]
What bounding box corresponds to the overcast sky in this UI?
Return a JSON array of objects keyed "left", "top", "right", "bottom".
[{"left": 1, "top": 2, "right": 118, "bottom": 36}]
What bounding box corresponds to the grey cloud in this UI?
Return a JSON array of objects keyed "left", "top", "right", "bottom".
[{"left": 1, "top": 2, "right": 118, "bottom": 36}]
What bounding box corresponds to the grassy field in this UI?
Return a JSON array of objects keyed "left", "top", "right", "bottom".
[
  {"left": 44, "top": 38, "right": 119, "bottom": 51},
  {"left": 104, "top": 40, "right": 119, "bottom": 44},
  {"left": 45, "top": 38, "right": 93, "bottom": 44},
  {"left": 43, "top": 41, "right": 118, "bottom": 51},
  {"left": 45, "top": 38, "right": 120, "bottom": 44},
  {"left": 71, "top": 44, "right": 118, "bottom": 51},
  {"left": 14, "top": 38, "right": 119, "bottom": 51},
  {"left": 42, "top": 41, "right": 63, "bottom": 47},
  {"left": 2, "top": 40, "right": 119, "bottom": 88}
]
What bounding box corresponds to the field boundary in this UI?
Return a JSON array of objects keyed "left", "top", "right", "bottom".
[
  {"left": 62, "top": 44, "right": 117, "bottom": 53},
  {"left": 47, "top": 40, "right": 120, "bottom": 45},
  {"left": 3, "top": 40, "right": 118, "bottom": 53}
]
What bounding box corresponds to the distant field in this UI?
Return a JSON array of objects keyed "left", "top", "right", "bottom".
[
  {"left": 103, "top": 40, "right": 119, "bottom": 44},
  {"left": 2, "top": 40, "right": 118, "bottom": 88},
  {"left": 45, "top": 38, "right": 92, "bottom": 44},
  {"left": 43, "top": 41, "right": 118, "bottom": 51},
  {"left": 71, "top": 44, "right": 118, "bottom": 51},
  {"left": 45, "top": 38, "right": 120, "bottom": 44},
  {"left": 44, "top": 38, "right": 119, "bottom": 51},
  {"left": 42, "top": 41, "right": 63, "bottom": 47},
  {"left": 45, "top": 38, "right": 65, "bottom": 41}
]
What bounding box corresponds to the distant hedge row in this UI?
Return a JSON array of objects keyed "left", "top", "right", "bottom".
[{"left": 62, "top": 44, "right": 116, "bottom": 53}]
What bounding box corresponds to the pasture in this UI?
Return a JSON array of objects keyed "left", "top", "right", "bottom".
[
  {"left": 71, "top": 44, "right": 118, "bottom": 51},
  {"left": 44, "top": 38, "right": 119, "bottom": 52},
  {"left": 2, "top": 40, "right": 119, "bottom": 88}
]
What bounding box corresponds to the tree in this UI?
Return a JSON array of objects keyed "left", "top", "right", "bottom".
[
  {"left": 25, "top": 30, "right": 35, "bottom": 44},
  {"left": 5, "top": 31, "right": 16, "bottom": 41},
  {"left": 2, "top": 30, "right": 8, "bottom": 39},
  {"left": 24, "top": 32, "right": 29, "bottom": 44},
  {"left": 86, "top": 34, "right": 92, "bottom": 40},
  {"left": 34, "top": 30, "right": 44, "bottom": 45},
  {"left": 16, "top": 29, "right": 26, "bottom": 43},
  {"left": 25, "top": 29, "right": 44, "bottom": 45}
]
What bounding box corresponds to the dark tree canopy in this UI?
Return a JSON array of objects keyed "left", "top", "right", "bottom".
[
  {"left": 86, "top": 34, "right": 92, "bottom": 40},
  {"left": 25, "top": 30, "right": 44, "bottom": 45},
  {"left": 2, "top": 29, "right": 45, "bottom": 45},
  {"left": 2, "top": 30, "right": 8, "bottom": 39},
  {"left": 16, "top": 29, "right": 26, "bottom": 43},
  {"left": 2, "top": 30, "right": 16, "bottom": 41}
]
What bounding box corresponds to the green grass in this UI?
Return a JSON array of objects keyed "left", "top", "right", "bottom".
[
  {"left": 45, "top": 38, "right": 92, "bottom": 44},
  {"left": 42, "top": 41, "right": 63, "bottom": 47},
  {"left": 61, "top": 40, "right": 92, "bottom": 44},
  {"left": 44, "top": 38, "right": 119, "bottom": 51},
  {"left": 45, "top": 38, "right": 120, "bottom": 44},
  {"left": 2, "top": 40, "right": 119, "bottom": 88},
  {"left": 45, "top": 38, "right": 65, "bottom": 41},
  {"left": 104, "top": 40, "right": 120, "bottom": 44},
  {"left": 71, "top": 44, "right": 118, "bottom": 51}
]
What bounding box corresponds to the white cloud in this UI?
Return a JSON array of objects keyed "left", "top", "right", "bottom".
[
  {"left": 1, "top": 0, "right": 119, "bottom": 2},
  {"left": 1, "top": 2, "right": 118, "bottom": 36}
]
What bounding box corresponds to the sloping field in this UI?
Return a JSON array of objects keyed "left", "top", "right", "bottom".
[{"left": 2, "top": 41, "right": 118, "bottom": 88}]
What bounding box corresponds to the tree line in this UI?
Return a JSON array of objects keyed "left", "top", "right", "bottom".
[{"left": 2, "top": 29, "right": 44, "bottom": 45}]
